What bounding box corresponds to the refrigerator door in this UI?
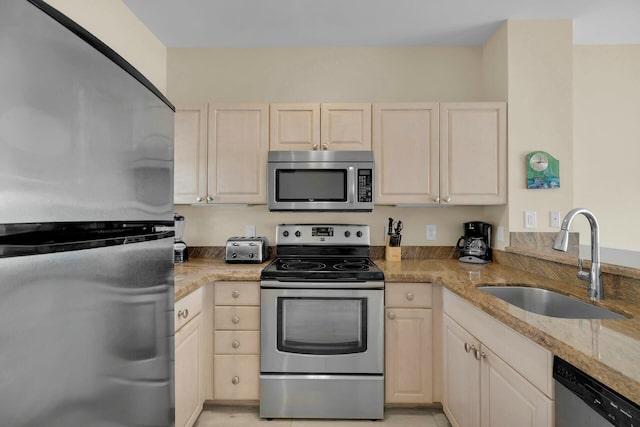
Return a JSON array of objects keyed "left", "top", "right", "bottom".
[
  {"left": 0, "top": 236, "right": 174, "bottom": 427},
  {"left": 0, "top": 0, "right": 174, "bottom": 224}
]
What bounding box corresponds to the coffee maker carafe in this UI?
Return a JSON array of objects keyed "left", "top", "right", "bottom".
[
  {"left": 174, "top": 214, "right": 188, "bottom": 263},
  {"left": 456, "top": 221, "right": 492, "bottom": 264}
]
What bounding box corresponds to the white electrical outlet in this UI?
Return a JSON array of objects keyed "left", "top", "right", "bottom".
[
  {"left": 550, "top": 211, "right": 561, "bottom": 227},
  {"left": 245, "top": 224, "right": 256, "bottom": 237},
  {"left": 524, "top": 211, "right": 537, "bottom": 229},
  {"left": 426, "top": 224, "right": 437, "bottom": 241},
  {"left": 497, "top": 226, "right": 504, "bottom": 242}
]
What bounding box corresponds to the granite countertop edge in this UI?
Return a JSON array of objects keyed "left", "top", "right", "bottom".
[{"left": 175, "top": 257, "right": 640, "bottom": 405}]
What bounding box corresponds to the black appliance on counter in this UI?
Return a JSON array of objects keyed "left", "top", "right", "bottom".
[{"left": 456, "top": 221, "right": 492, "bottom": 264}]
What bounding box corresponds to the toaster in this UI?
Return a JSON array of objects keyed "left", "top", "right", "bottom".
[{"left": 225, "top": 236, "right": 270, "bottom": 263}]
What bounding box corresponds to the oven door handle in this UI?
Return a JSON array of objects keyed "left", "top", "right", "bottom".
[{"left": 261, "top": 280, "right": 383, "bottom": 289}]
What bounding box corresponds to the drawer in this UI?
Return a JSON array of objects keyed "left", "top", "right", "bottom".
[
  {"left": 386, "top": 283, "right": 432, "bottom": 308},
  {"left": 215, "top": 331, "right": 260, "bottom": 355},
  {"left": 215, "top": 306, "right": 260, "bottom": 330},
  {"left": 215, "top": 282, "right": 260, "bottom": 306},
  {"left": 214, "top": 355, "right": 259, "bottom": 400},
  {"left": 175, "top": 287, "right": 203, "bottom": 332}
]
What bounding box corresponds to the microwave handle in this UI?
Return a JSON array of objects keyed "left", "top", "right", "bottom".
[{"left": 348, "top": 167, "right": 356, "bottom": 204}]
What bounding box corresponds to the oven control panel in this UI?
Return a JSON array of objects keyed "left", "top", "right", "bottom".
[{"left": 276, "top": 224, "right": 370, "bottom": 246}]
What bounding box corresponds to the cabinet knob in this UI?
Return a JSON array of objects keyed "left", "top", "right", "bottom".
[
  {"left": 406, "top": 292, "right": 414, "bottom": 301},
  {"left": 473, "top": 348, "right": 486, "bottom": 361},
  {"left": 232, "top": 340, "right": 240, "bottom": 349},
  {"left": 388, "top": 312, "right": 396, "bottom": 320},
  {"left": 433, "top": 196, "right": 440, "bottom": 203},
  {"left": 196, "top": 196, "right": 204, "bottom": 202},
  {"left": 231, "top": 376, "right": 240, "bottom": 385},
  {"left": 464, "top": 342, "right": 472, "bottom": 353},
  {"left": 322, "top": 143, "right": 329, "bottom": 150},
  {"left": 206, "top": 195, "right": 213, "bottom": 202},
  {"left": 232, "top": 315, "right": 240, "bottom": 324},
  {"left": 312, "top": 144, "right": 319, "bottom": 150},
  {"left": 443, "top": 196, "right": 451, "bottom": 203},
  {"left": 177, "top": 309, "right": 189, "bottom": 319},
  {"left": 232, "top": 290, "right": 240, "bottom": 299}
]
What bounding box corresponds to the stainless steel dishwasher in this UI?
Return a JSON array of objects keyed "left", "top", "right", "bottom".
[{"left": 554, "top": 356, "right": 639, "bottom": 426}]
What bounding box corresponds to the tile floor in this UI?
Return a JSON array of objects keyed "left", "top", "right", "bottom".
[{"left": 194, "top": 406, "right": 452, "bottom": 427}]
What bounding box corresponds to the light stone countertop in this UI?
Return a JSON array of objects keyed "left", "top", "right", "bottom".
[{"left": 175, "top": 257, "right": 640, "bottom": 405}]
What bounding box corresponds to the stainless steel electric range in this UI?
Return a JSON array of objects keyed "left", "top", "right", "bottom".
[{"left": 260, "top": 224, "right": 385, "bottom": 420}]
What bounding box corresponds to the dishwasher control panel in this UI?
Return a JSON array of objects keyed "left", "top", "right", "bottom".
[{"left": 554, "top": 356, "right": 639, "bottom": 426}]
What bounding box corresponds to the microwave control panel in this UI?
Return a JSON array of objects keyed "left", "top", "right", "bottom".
[{"left": 358, "top": 169, "right": 373, "bottom": 202}]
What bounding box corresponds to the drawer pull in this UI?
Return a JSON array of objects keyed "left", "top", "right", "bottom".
[
  {"left": 232, "top": 340, "right": 240, "bottom": 349},
  {"left": 406, "top": 292, "right": 414, "bottom": 301},
  {"left": 232, "top": 290, "right": 240, "bottom": 299},
  {"left": 178, "top": 309, "right": 189, "bottom": 319},
  {"left": 464, "top": 342, "right": 472, "bottom": 353},
  {"left": 232, "top": 315, "right": 240, "bottom": 324},
  {"left": 232, "top": 376, "right": 240, "bottom": 385},
  {"left": 388, "top": 312, "right": 396, "bottom": 320}
]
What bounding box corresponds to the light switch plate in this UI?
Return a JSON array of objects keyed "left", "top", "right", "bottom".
[
  {"left": 245, "top": 224, "right": 256, "bottom": 237},
  {"left": 497, "top": 226, "right": 504, "bottom": 242},
  {"left": 550, "top": 211, "right": 561, "bottom": 227},
  {"left": 525, "top": 211, "right": 537, "bottom": 229},
  {"left": 426, "top": 224, "right": 437, "bottom": 241}
]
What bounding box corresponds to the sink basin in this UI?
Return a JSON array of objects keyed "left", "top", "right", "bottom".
[{"left": 478, "top": 286, "right": 627, "bottom": 319}]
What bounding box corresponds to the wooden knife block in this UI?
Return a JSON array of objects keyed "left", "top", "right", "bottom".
[{"left": 385, "top": 244, "right": 401, "bottom": 262}]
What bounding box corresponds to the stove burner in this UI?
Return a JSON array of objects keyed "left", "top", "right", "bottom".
[
  {"left": 333, "top": 259, "right": 370, "bottom": 271},
  {"left": 281, "top": 260, "right": 327, "bottom": 271}
]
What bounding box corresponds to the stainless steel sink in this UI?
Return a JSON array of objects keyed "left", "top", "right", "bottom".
[{"left": 478, "top": 286, "right": 627, "bottom": 319}]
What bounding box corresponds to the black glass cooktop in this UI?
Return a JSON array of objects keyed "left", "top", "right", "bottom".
[{"left": 261, "top": 257, "right": 384, "bottom": 281}]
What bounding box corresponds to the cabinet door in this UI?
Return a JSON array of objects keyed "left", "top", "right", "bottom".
[
  {"left": 440, "top": 103, "right": 507, "bottom": 205},
  {"left": 175, "top": 313, "right": 203, "bottom": 427},
  {"left": 481, "top": 345, "right": 553, "bottom": 427},
  {"left": 207, "top": 104, "right": 269, "bottom": 203},
  {"left": 321, "top": 103, "right": 371, "bottom": 150},
  {"left": 373, "top": 103, "right": 439, "bottom": 205},
  {"left": 443, "top": 315, "right": 481, "bottom": 427},
  {"left": 385, "top": 308, "right": 433, "bottom": 404},
  {"left": 174, "top": 104, "right": 208, "bottom": 204},
  {"left": 270, "top": 103, "right": 320, "bottom": 150}
]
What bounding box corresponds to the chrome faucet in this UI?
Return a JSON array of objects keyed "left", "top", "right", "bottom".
[{"left": 552, "top": 208, "right": 604, "bottom": 301}]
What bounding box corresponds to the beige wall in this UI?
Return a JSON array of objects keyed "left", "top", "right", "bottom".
[
  {"left": 506, "top": 21, "right": 574, "bottom": 235},
  {"left": 44, "top": 0, "right": 167, "bottom": 93},
  {"left": 573, "top": 45, "right": 640, "bottom": 253},
  {"left": 168, "top": 46, "right": 510, "bottom": 247}
]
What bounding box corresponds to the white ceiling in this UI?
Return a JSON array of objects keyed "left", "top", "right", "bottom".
[{"left": 122, "top": 0, "right": 640, "bottom": 48}]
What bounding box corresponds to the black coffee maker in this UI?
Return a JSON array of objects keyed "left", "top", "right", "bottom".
[{"left": 456, "top": 221, "right": 492, "bottom": 264}]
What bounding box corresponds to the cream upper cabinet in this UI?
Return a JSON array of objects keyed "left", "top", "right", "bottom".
[
  {"left": 269, "top": 103, "right": 320, "bottom": 151},
  {"left": 207, "top": 104, "right": 269, "bottom": 204},
  {"left": 443, "top": 290, "right": 553, "bottom": 427},
  {"left": 439, "top": 103, "right": 507, "bottom": 205},
  {"left": 385, "top": 283, "right": 434, "bottom": 404},
  {"left": 270, "top": 103, "right": 371, "bottom": 151},
  {"left": 174, "top": 104, "right": 208, "bottom": 204},
  {"left": 320, "top": 103, "right": 372, "bottom": 150},
  {"left": 174, "top": 103, "right": 268, "bottom": 205},
  {"left": 373, "top": 103, "right": 440, "bottom": 205}
]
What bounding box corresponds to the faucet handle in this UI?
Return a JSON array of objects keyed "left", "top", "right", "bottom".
[{"left": 577, "top": 258, "right": 590, "bottom": 282}]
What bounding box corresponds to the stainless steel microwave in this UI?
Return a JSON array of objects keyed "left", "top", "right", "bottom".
[{"left": 267, "top": 151, "right": 374, "bottom": 212}]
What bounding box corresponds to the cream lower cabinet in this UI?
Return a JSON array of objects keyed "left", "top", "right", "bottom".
[
  {"left": 443, "top": 289, "right": 553, "bottom": 427},
  {"left": 174, "top": 104, "right": 269, "bottom": 205},
  {"left": 175, "top": 288, "right": 204, "bottom": 427},
  {"left": 213, "top": 282, "right": 260, "bottom": 401},
  {"left": 385, "top": 283, "right": 433, "bottom": 404},
  {"left": 373, "top": 102, "right": 506, "bottom": 205}
]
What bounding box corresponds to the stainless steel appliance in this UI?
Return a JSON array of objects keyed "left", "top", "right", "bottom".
[
  {"left": 174, "top": 213, "right": 189, "bottom": 263},
  {"left": 225, "top": 236, "right": 270, "bottom": 263},
  {"left": 267, "top": 151, "right": 374, "bottom": 212},
  {"left": 0, "top": 1, "right": 175, "bottom": 425},
  {"left": 456, "top": 221, "right": 493, "bottom": 264},
  {"left": 260, "top": 224, "right": 385, "bottom": 420},
  {"left": 554, "top": 356, "right": 639, "bottom": 426}
]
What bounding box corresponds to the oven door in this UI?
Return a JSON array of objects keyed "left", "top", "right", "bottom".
[{"left": 261, "top": 287, "right": 383, "bottom": 374}]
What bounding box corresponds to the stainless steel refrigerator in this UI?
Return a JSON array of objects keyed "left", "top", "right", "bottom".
[{"left": 0, "top": 1, "right": 175, "bottom": 426}]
